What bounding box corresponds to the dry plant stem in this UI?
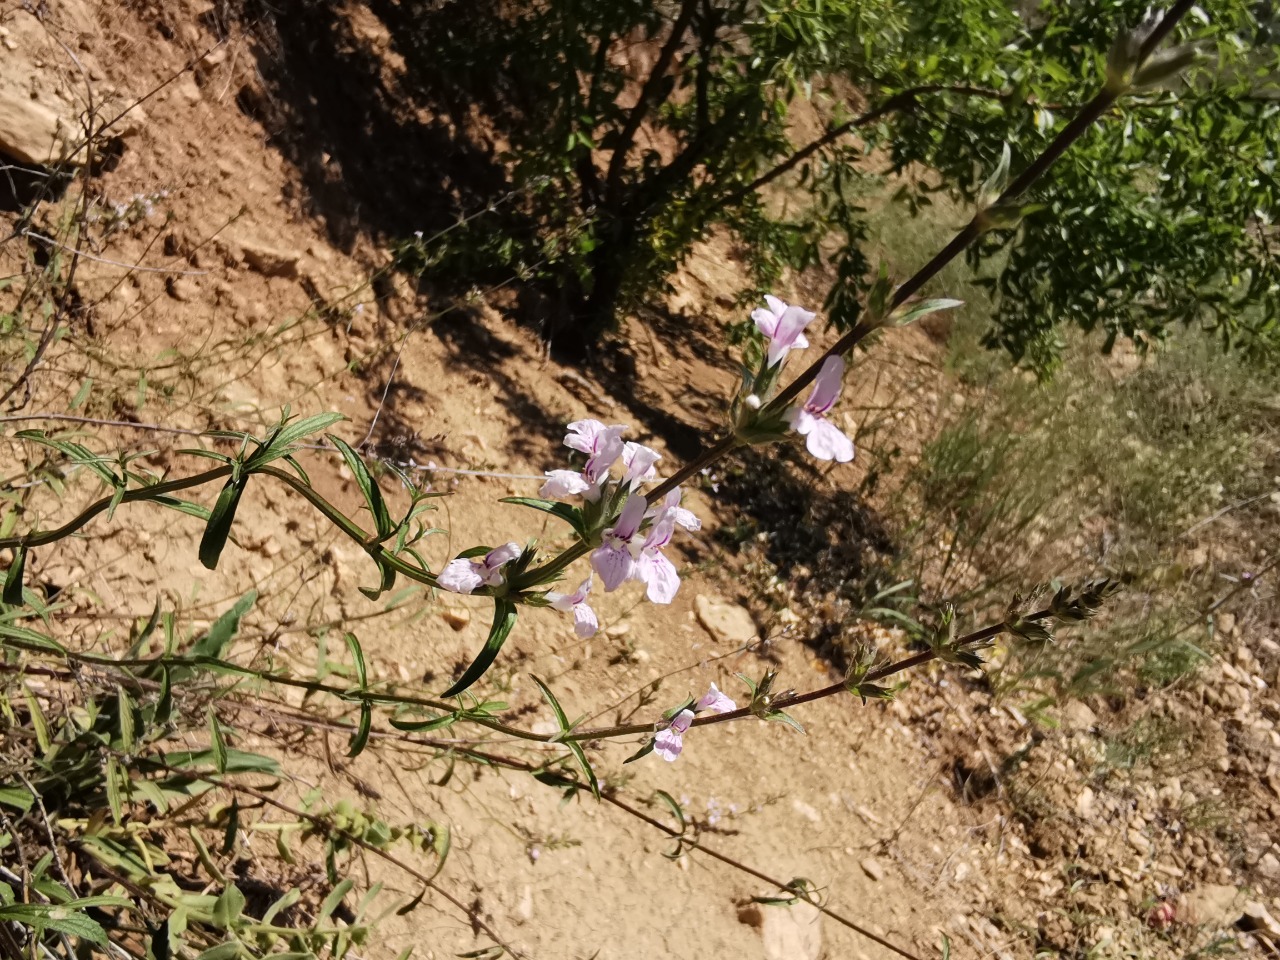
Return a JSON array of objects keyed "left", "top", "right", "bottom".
[{"left": 0, "top": 607, "right": 1047, "bottom": 746}]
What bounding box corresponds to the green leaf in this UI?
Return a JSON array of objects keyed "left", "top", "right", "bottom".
[
  {"left": 199, "top": 477, "right": 247, "bottom": 570},
  {"left": 23, "top": 687, "right": 50, "bottom": 752},
  {"left": 389, "top": 713, "right": 458, "bottom": 733},
  {"left": 154, "top": 495, "right": 212, "bottom": 521},
  {"left": 348, "top": 701, "right": 372, "bottom": 758},
  {"left": 208, "top": 709, "right": 228, "bottom": 774},
  {"left": 329, "top": 435, "right": 392, "bottom": 537},
  {"left": 153, "top": 748, "right": 280, "bottom": 776},
  {"left": 317, "top": 878, "right": 354, "bottom": 923},
  {"left": 154, "top": 666, "right": 173, "bottom": 726},
  {"left": 211, "top": 883, "right": 246, "bottom": 931},
  {"left": 530, "top": 674, "right": 570, "bottom": 730},
  {"left": 252, "top": 412, "right": 345, "bottom": 465},
  {"left": 0, "top": 622, "right": 67, "bottom": 655},
  {"left": 191, "top": 591, "right": 257, "bottom": 660},
  {"left": 117, "top": 687, "right": 136, "bottom": 748},
  {"left": 3, "top": 546, "right": 26, "bottom": 606},
  {"left": 623, "top": 738, "right": 655, "bottom": 764},
  {"left": 261, "top": 887, "right": 301, "bottom": 926},
  {"left": 441, "top": 600, "right": 518, "bottom": 697},
  {"left": 892, "top": 298, "right": 965, "bottom": 327},
  {"left": 105, "top": 756, "right": 124, "bottom": 823},
  {"left": 222, "top": 798, "right": 240, "bottom": 854},
  {"left": 0, "top": 785, "right": 34, "bottom": 812},
  {"left": 531, "top": 675, "right": 598, "bottom": 799},
  {"left": 196, "top": 941, "right": 243, "bottom": 960},
  {"left": 345, "top": 632, "right": 368, "bottom": 688}
]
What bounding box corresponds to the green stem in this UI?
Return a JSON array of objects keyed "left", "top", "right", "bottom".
[{"left": 0, "top": 465, "right": 233, "bottom": 549}]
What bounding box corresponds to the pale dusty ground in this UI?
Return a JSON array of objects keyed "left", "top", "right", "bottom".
[{"left": 3, "top": 3, "right": 1278, "bottom": 960}]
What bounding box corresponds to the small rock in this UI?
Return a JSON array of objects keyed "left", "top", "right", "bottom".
[
  {"left": 761, "top": 900, "right": 822, "bottom": 960},
  {"left": 239, "top": 237, "right": 302, "bottom": 278},
  {"left": 694, "top": 595, "right": 756, "bottom": 645},
  {"left": 166, "top": 276, "right": 199, "bottom": 302},
  {"left": 631, "top": 649, "right": 651, "bottom": 664},
  {"left": 605, "top": 623, "right": 631, "bottom": 638},
  {"left": 1076, "top": 786, "right": 1095, "bottom": 818},
  {"left": 1257, "top": 852, "right": 1280, "bottom": 879},
  {"left": 440, "top": 608, "right": 470, "bottom": 631},
  {"left": 860, "top": 857, "right": 885, "bottom": 882},
  {"left": 1061, "top": 700, "right": 1098, "bottom": 731},
  {"left": 1239, "top": 901, "right": 1280, "bottom": 938},
  {"left": 1183, "top": 884, "right": 1243, "bottom": 927}
]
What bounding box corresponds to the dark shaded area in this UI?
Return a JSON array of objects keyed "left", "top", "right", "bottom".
[
  {"left": 0, "top": 155, "right": 73, "bottom": 213},
  {"left": 226, "top": 0, "right": 517, "bottom": 254}
]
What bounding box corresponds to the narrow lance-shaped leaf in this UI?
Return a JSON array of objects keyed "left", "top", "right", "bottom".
[
  {"left": 209, "top": 708, "right": 228, "bottom": 774},
  {"left": 191, "top": 590, "right": 257, "bottom": 661},
  {"left": 199, "top": 476, "right": 247, "bottom": 570},
  {"left": 348, "top": 701, "right": 372, "bottom": 758},
  {"left": 329, "top": 434, "right": 393, "bottom": 538},
  {"left": 531, "top": 674, "right": 598, "bottom": 799},
  {"left": 442, "top": 600, "right": 518, "bottom": 697},
  {"left": 249, "top": 412, "right": 346, "bottom": 467},
  {"left": 3, "top": 546, "right": 26, "bottom": 606}
]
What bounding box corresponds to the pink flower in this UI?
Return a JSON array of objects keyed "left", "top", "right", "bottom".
[
  {"left": 752, "top": 295, "right": 815, "bottom": 368},
  {"left": 621, "top": 442, "right": 661, "bottom": 490},
  {"left": 696, "top": 682, "right": 737, "bottom": 714},
  {"left": 590, "top": 493, "right": 646, "bottom": 591},
  {"left": 649, "top": 487, "right": 700, "bottom": 532},
  {"left": 788, "top": 355, "right": 855, "bottom": 462},
  {"left": 437, "top": 542, "right": 523, "bottom": 594},
  {"left": 653, "top": 684, "right": 738, "bottom": 762},
  {"left": 546, "top": 576, "right": 598, "bottom": 638},
  {"left": 633, "top": 515, "right": 679, "bottom": 603},
  {"left": 541, "top": 419, "right": 627, "bottom": 501},
  {"left": 539, "top": 469, "right": 591, "bottom": 499},
  {"left": 654, "top": 709, "right": 694, "bottom": 761}
]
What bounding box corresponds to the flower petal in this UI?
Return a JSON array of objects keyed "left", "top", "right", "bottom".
[
  {"left": 612, "top": 492, "right": 648, "bottom": 540},
  {"left": 636, "top": 548, "right": 680, "bottom": 604},
  {"left": 572, "top": 602, "right": 598, "bottom": 638},
  {"left": 540, "top": 469, "right": 590, "bottom": 499},
  {"left": 787, "top": 406, "right": 817, "bottom": 437},
  {"left": 585, "top": 425, "right": 627, "bottom": 483},
  {"left": 659, "top": 488, "right": 701, "bottom": 531},
  {"left": 437, "top": 559, "right": 484, "bottom": 594},
  {"left": 751, "top": 307, "right": 779, "bottom": 338},
  {"left": 696, "top": 682, "right": 737, "bottom": 715},
  {"left": 805, "top": 418, "right": 855, "bottom": 463},
  {"left": 485, "top": 542, "right": 523, "bottom": 569},
  {"left": 591, "top": 544, "right": 636, "bottom": 591},
  {"left": 622, "top": 442, "right": 661, "bottom": 488},
  {"left": 564, "top": 418, "right": 606, "bottom": 455},
  {"left": 546, "top": 590, "right": 575, "bottom": 612},
  {"left": 808, "top": 355, "right": 845, "bottom": 414},
  {"left": 653, "top": 726, "right": 684, "bottom": 761}
]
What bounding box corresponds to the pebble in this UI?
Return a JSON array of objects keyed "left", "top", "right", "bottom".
[
  {"left": 860, "top": 857, "right": 885, "bottom": 882},
  {"left": 440, "top": 608, "right": 470, "bottom": 631}
]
